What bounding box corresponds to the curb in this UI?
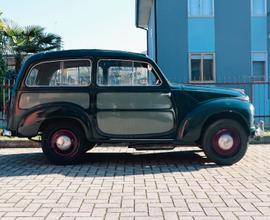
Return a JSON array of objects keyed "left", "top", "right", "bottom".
[
  {"left": 250, "top": 136, "right": 270, "bottom": 145},
  {"left": 0, "top": 140, "right": 40, "bottom": 148}
]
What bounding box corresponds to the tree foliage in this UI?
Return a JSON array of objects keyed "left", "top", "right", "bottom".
[
  {"left": 1, "top": 17, "right": 62, "bottom": 73},
  {"left": 4, "top": 23, "right": 62, "bottom": 73},
  {"left": 0, "top": 13, "right": 7, "bottom": 111},
  {"left": 0, "top": 12, "right": 7, "bottom": 80},
  {"left": 5, "top": 24, "right": 62, "bottom": 54},
  {"left": 0, "top": 12, "right": 63, "bottom": 110}
]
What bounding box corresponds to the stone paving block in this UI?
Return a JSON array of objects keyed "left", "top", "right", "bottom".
[
  {"left": 1, "top": 218, "right": 16, "bottom": 220},
  {"left": 91, "top": 208, "right": 106, "bottom": 217},
  {"left": 163, "top": 212, "right": 178, "bottom": 220},
  {"left": 17, "top": 218, "right": 44, "bottom": 220},
  {"left": 0, "top": 146, "right": 269, "bottom": 219},
  {"left": 5, "top": 211, "right": 34, "bottom": 217},
  {"left": 253, "top": 217, "right": 270, "bottom": 220},
  {"left": 135, "top": 217, "right": 164, "bottom": 220},
  {"left": 104, "top": 212, "right": 120, "bottom": 220},
  {"left": 45, "top": 212, "right": 63, "bottom": 219}
]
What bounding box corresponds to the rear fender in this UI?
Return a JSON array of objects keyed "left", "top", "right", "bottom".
[{"left": 17, "top": 103, "right": 92, "bottom": 140}]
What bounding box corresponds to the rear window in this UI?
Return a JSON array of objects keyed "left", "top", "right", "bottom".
[{"left": 26, "top": 59, "right": 92, "bottom": 87}]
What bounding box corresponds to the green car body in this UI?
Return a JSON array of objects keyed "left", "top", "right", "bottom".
[{"left": 6, "top": 50, "right": 256, "bottom": 165}]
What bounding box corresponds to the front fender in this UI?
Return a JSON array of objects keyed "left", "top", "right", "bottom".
[
  {"left": 179, "top": 98, "right": 253, "bottom": 142},
  {"left": 17, "top": 102, "right": 92, "bottom": 140}
]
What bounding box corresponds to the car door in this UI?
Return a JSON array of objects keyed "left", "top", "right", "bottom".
[{"left": 95, "top": 59, "right": 176, "bottom": 138}]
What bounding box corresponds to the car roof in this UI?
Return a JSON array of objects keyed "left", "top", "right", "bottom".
[
  {"left": 25, "top": 49, "right": 147, "bottom": 63},
  {"left": 15, "top": 49, "right": 169, "bottom": 89}
]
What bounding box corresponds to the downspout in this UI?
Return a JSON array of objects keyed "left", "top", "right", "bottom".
[
  {"left": 147, "top": 31, "right": 149, "bottom": 56},
  {"left": 136, "top": 0, "right": 148, "bottom": 54},
  {"left": 154, "top": 0, "right": 158, "bottom": 63}
]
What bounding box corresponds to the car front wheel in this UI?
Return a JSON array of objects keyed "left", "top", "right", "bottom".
[
  {"left": 202, "top": 119, "right": 248, "bottom": 165},
  {"left": 41, "top": 123, "right": 85, "bottom": 165}
]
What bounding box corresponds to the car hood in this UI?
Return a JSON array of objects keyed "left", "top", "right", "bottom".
[{"left": 171, "top": 84, "right": 248, "bottom": 102}]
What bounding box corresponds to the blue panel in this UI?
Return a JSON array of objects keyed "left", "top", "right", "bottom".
[
  {"left": 188, "top": 18, "right": 215, "bottom": 52},
  {"left": 266, "top": 0, "right": 270, "bottom": 81},
  {"left": 155, "top": 0, "right": 189, "bottom": 83},
  {"left": 252, "top": 85, "right": 270, "bottom": 116},
  {"left": 215, "top": 0, "right": 251, "bottom": 81},
  {"left": 251, "top": 17, "right": 267, "bottom": 51}
]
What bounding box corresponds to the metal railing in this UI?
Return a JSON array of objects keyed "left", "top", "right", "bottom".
[
  {"left": 0, "top": 78, "right": 15, "bottom": 127},
  {"left": 187, "top": 77, "right": 270, "bottom": 128}
]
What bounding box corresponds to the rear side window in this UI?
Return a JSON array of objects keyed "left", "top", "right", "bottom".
[
  {"left": 26, "top": 59, "right": 92, "bottom": 87},
  {"left": 97, "top": 60, "right": 161, "bottom": 86}
]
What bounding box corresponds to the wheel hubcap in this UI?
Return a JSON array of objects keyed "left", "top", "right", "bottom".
[
  {"left": 218, "top": 134, "right": 234, "bottom": 150},
  {"left": 51, "top": 129, "right": 79, "bottom": 157},
  {"left": 212, "top": 128, "right": 240, "bottom": 156},
  {"left": 56, "top": 135, "right": 72, "bottom": 151}
]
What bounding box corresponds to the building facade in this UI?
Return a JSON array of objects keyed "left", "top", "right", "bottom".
[{"left": 136, "top": 0, "right": 269, "bottom": 84}]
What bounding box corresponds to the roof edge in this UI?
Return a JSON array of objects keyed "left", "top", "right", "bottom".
[{"left": 136, "top": 0, "right": 154, "bottom": 30}]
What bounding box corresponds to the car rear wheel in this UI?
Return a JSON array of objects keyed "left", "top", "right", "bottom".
[
  {"left": 41, "top": 123, "right": 86, "bottom": 165},
  {"left": 202, "top": 119, "right": 248, "bottom": 165}
]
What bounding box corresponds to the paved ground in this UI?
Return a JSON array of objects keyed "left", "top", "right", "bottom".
[{"left": 0, "top": 145, "right": 269, "bottom": 220}]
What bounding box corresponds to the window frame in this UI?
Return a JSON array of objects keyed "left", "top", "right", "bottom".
[
  {"left": 188, "top": 0, "right": 215, "bottom": 17},
  {"left": 96, "top": 59, "right": 163, "bottom": 87},
  {"left": 251, "top": 0, "right": 267, "bottom": 17},
  {"left": 252, "top": 61, "right": 266, "bottom": 81},
  {"left": 251, "top": 51, "right": 268, "bottom": 82},
  {"left": 189, "top": 53, "right": 216, "bottom": 83},
  {"left": 25, "top": 59, "right": 92, "bottom": 88}
]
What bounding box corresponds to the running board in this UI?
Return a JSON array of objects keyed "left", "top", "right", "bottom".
[
  {"left": 129, "top": 144, "right": 176, "bottom": 151},
  {"left": 110, "top": 138, "right": 174, "bottom": 142}
]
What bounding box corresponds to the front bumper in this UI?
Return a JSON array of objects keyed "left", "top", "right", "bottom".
[{"left": 252, "top": 120, "right": 264, "bottom": 140}]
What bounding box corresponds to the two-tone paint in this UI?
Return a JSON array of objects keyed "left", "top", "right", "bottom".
[{"left": 7, "top": 50, "right": 255, "bottom": 146}]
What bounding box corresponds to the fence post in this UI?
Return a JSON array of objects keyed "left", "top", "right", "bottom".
[
  {"left": 2, "top": 78, "right": 5, "bottom": 120},
  {"left": 249, "top": 81, "right": 253, "bottom": 103}
]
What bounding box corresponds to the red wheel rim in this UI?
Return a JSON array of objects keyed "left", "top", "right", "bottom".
[
  {"left": 51, "top": 129, "right": 79, "bottom": 157},
  {"left": 212, "top": 128, "right": 240, "bottom": 156}
]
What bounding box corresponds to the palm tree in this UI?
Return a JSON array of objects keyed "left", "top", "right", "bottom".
[
  {"left": 0, "top": 12, "right": 6, "bottom": 52},
  {"left": 0, "top": 13, "right": 7, "bottom": 78},
  {"left": 0, "top": 12, "right": 5, "bottom": 39},
  {"left": 0, "top": 13, "right": 8, "bottom": 112},
  {"left": 4, "top": 23, "right": 62, "bottom": 73}
]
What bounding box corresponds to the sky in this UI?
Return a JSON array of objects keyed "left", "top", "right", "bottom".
[{"left": 0, "top": 0, "right": 147, "bottom": 53}]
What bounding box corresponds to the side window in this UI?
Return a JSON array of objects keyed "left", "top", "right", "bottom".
[
  {"left": 188, "top": 0, "right": 214, "bottom": 17},
  {"left": 251, "top": 0, "right": 266, "bottom": 16},
  {"left": 26, "top": 60, "right": 91, "bottom": 87},
  {"left": 190, "top": 53, "right": 215, "bottom": 82},
  {"left": 252, "top": 52, "right": 267, "bottom": 81},
  {"left": 97, "top": 60, "right": 161, "bottom": 86}
]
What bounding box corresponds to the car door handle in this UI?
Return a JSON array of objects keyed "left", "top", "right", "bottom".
[{"left": 161, "top": 93, "right": 171, "bottom": 98}]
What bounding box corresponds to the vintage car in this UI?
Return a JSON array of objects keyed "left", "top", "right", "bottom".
[{"left": 4, "top": 49, "right": 259, "bottom": 165}]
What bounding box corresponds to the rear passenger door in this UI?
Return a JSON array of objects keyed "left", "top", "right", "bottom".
[
  {"left": 95, "top": 59, "right": 175, "bottom": 138},
  {"left": 22, "top": 59, "right": 92, "bottom": 112}
]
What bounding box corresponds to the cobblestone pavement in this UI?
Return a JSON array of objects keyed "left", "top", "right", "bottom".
[{"left": 0, "top": 145, "right": 269, "bottom": 220}]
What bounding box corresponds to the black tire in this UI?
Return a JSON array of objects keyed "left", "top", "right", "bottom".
[
  {"left": 41, "top": 122, "right": 86, "bottom": 165},
  {"left": 202, "top": 119, "right": 248, "bottom": 165}
]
